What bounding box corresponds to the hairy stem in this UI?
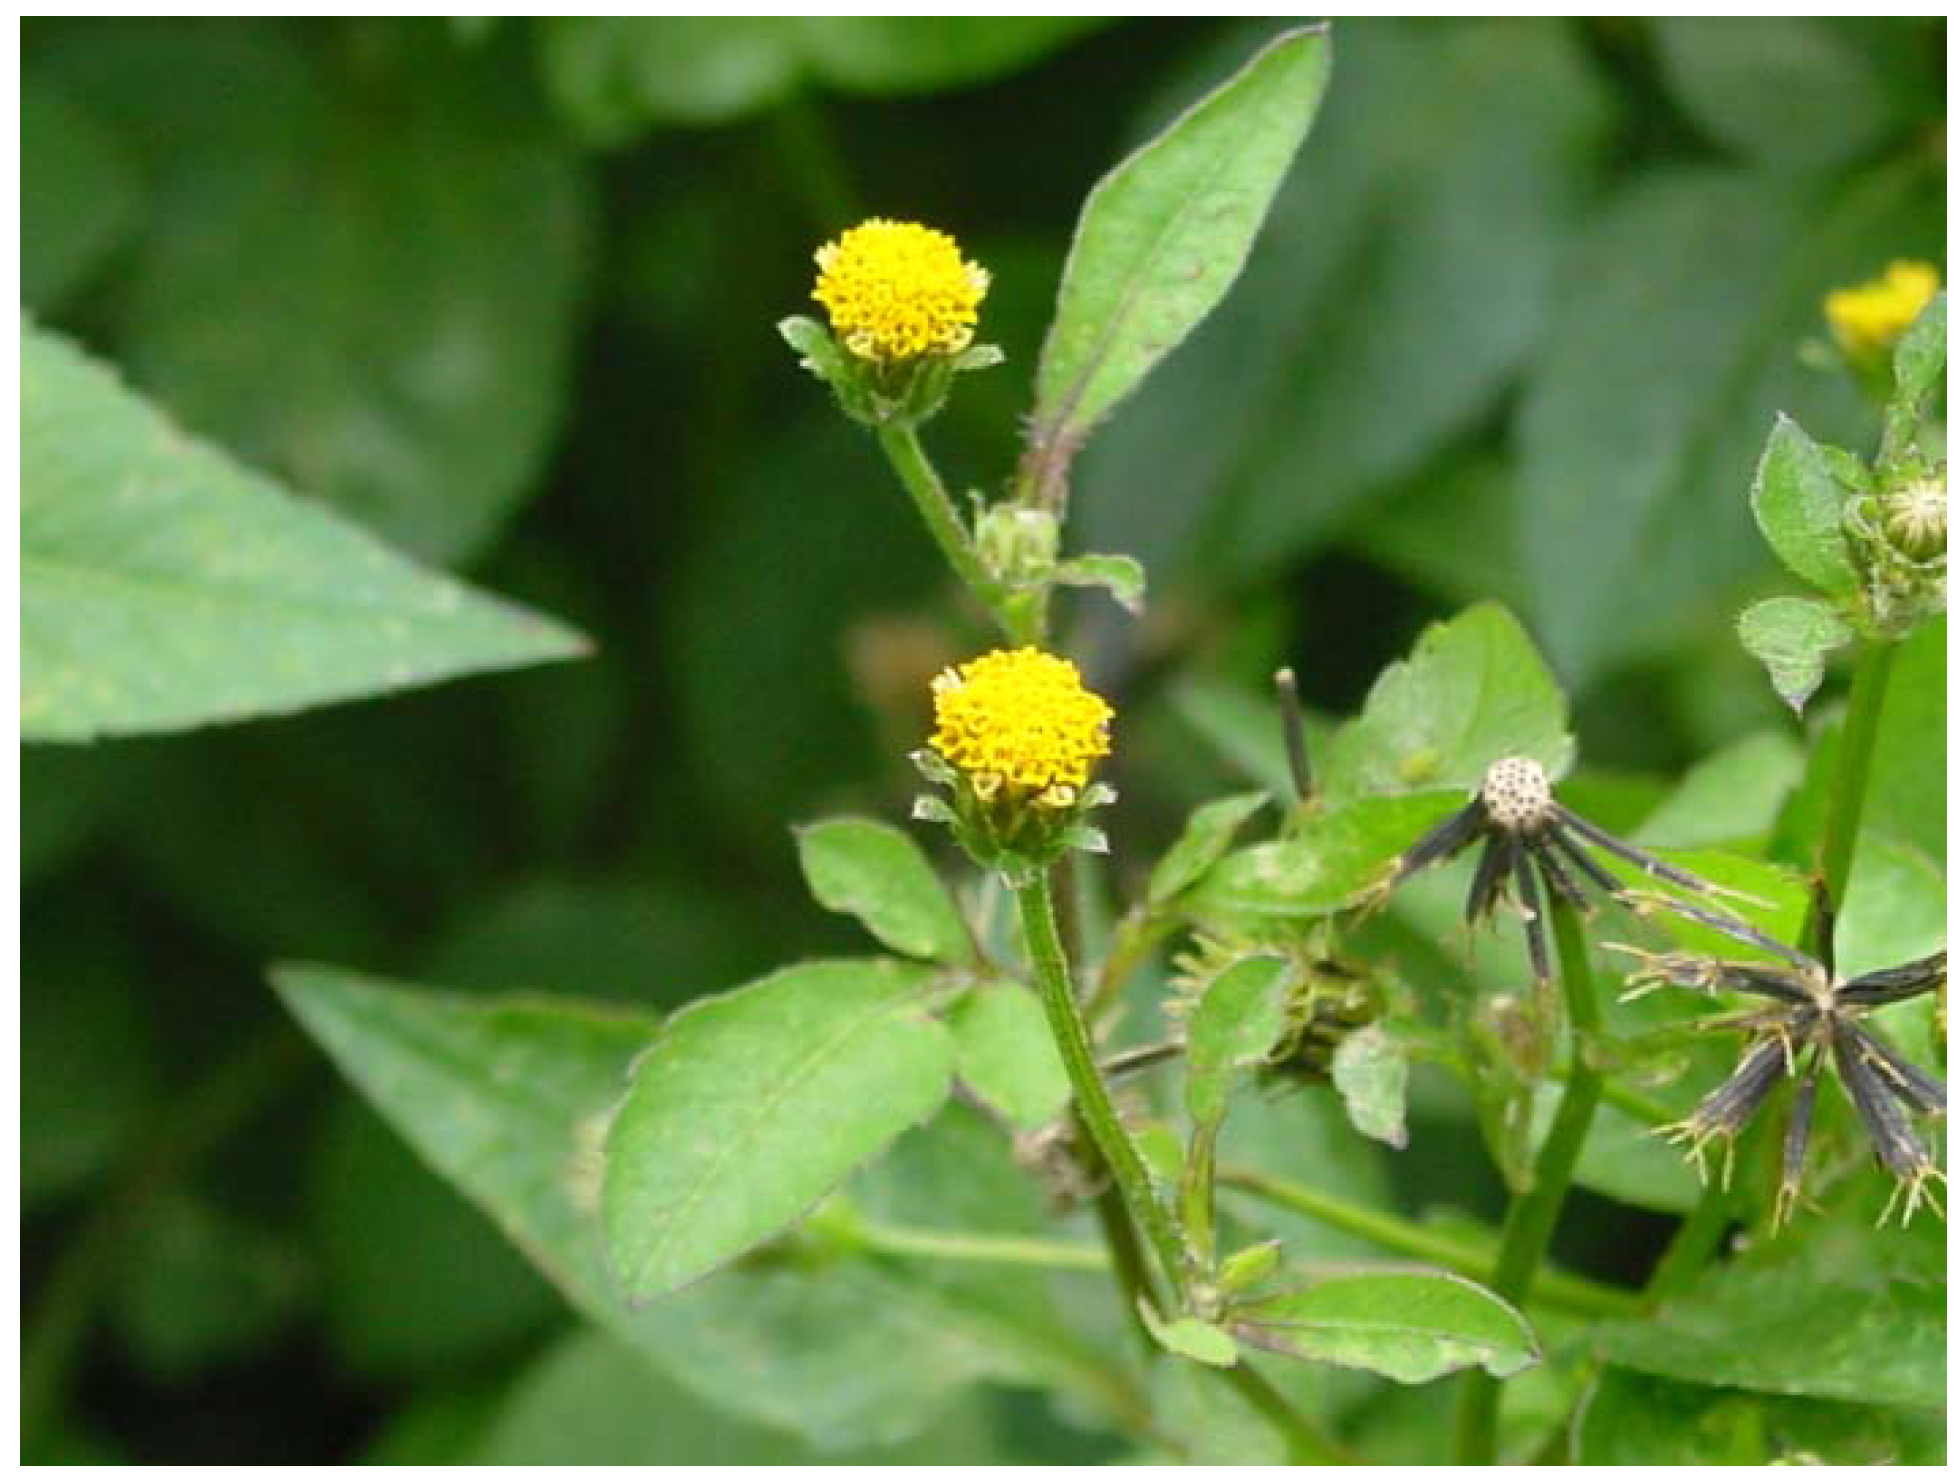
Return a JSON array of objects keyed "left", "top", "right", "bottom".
[
  {"left": 876, "top": 423, "right": 1029, "bottom": 641},
  {"left": 1456, "top": 896, "right": 1604, "bottom": 1464},
  {"left": 1019, "top": 870, "right": 1189, "bottom": 1305},
  {"left": 1216, "top": 1167, "right": 1635, "bottom": 1320}
]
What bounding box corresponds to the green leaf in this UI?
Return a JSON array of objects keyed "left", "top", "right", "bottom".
[
  {"left": 1889, "top": 288, "right": 1946, "bottom": 432},
  {"left": 1053, "top": 552, "right": 1147, "bottom": 615},
  {"left": 602, "top": 959, "right": 954, "bottom": 1300},
  {"left": 1518, "top": 163, "right": 1940, "bottom": 682},
  {"left": 55, "top": 28, "right": 590, "bottom": 562},
  {"left": 949, "top": 983, "right": 1069, "bottom": 1130},
  {"left": 1835, "top": 833, "right": 1945, "bottom": 982},
  {"left": 1137, "top": 1301, "right": 1239, "bottom": 1369},
  {"left": 1191, "top": 792, "right": 1465, "bottom": 923},
  {"left": 21, "top": 76, "right": 136, "bottom": 309},
  {"left": 1077, "top": 20, "right": 1611, "bottom": 585},
  {"left": 476, "top": 1329, "right": 817, "bottom": 1464},
  {"left": 1024, "top": 26, "right": 1329, "bottom": 496},
  {"left": 274, "top": 967, "right": 1000, "bottom": 1449},
  {"left": 1577, "top": 1366, "right": 1946, "bottom": 1465},
  {"left": 1321, "top": 603, "right": 1573, "bottom": 800},
  {"left": 1147, "top": 791, "right": 1267, "bottom": 907},
  {"left": 20, "top": 326, "right": 585, "bottom": 742},
  {"left": 1184, "top": 955, "right": 1292, "bottom": 1128},
  {"left": 1594, "top": 1215, "right": 1944, "bottom": 1410},
  {"left": 1651, "top": 19, "right": 1903, "bottom": 178},
  {"left": 795, "top": 818, "right": 973, "bottom": 964},
  {"left": 1631, "top": 729, "right": 1804, "bottom": 850},
  {"left": 1749, "top": 416, "right": 1860, "bottom": 597},
  {"left": 1234, "top": 1270, "right": 1539, "bottom": 1383},
  {"left": 1737, "top": 596, "right": 1855, "bottom": 714},
  {"left": 1330, "top": 1023, "right": 1409, "bottom": 1150}
]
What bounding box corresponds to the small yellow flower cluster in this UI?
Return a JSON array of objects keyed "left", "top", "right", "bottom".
[
  {"left": 813, "top": 219, "right": 989, "bottom": 363},
  {"left": 1825, "top": 259, "right": 1941, "bottom": 358},
  {"left": 930, "top": 647, "right": 1112, "bottom": 797}
]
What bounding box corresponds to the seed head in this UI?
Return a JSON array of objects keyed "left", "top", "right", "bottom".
[
  {"left": 812, "top": 218, "right": 990, "bottom": 363},
  {"left": 1479, "top": 755, "right": 1555, "bottom": 834},
  {"left": 1825, "top": 259, "right": 1940, "bottom": 360},
  {"left": 929, "top": 647, "right": 1112, "bottom": 798}
]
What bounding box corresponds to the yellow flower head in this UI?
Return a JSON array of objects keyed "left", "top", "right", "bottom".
[
  {"left": 930, "top": 647, "right": 1113, "bottom": 796},
  {"left": 1825, "top": 259, "right": 1941, "bottom": 359},
  {"left": 813, "top": 218, "right": 989, "bottom": 364}
]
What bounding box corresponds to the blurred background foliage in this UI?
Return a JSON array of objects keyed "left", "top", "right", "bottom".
[{"left": 20, "top": 16, "right": 1946, "bottom": 1462}]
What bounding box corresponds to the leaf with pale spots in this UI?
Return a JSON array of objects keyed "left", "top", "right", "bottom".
[{"left": 21, "top": 326, "right": 585, "bottom": 742}]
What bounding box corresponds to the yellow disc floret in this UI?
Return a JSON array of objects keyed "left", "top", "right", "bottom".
[
  {"left": 813, "top": 218, "right": 989, "bottom": 363},
  {"left": 1825, "top": 259, "right": 1941, "bottom": 359},
  {"left": 930, "top": 647, "right": 1113, "bottom": 795}
]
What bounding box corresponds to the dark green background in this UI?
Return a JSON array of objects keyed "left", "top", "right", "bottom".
[{"left": 21, "top": 17, "right": 1945, "bottom": 1462}]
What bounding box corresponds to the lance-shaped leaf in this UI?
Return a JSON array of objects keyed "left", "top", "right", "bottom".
[
  {"left": 1232, "top": 1269, "right": 1539, "bottom": 1383},
  {"left": 21, "top": 326, "right": 584, "bottom": 742},
  {"left": 1023, "top": 26, "right": 1329, "bottom": 502},
  {"left": 603, "top": 959, "right": 954, "bottom": 1300},
  {"left": 795, "top": 818, "right": 974, "bottom": 964}
]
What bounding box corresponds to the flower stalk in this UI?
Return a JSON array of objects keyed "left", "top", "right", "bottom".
[
  {"left": 875, "top": 422, "right": 1029, "bottom": 639},
  {"left": 1018, "top": 868, "right": 1191, "bottom": 1306},
  {"left": 1455, "top": 895, "right": 1604, "bottom": 1465}
]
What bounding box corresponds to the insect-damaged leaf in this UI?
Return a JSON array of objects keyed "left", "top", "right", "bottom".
[
  {"left": 602, "top": 958, "right": 954, "bottom": 1300},
  {"left": 1737, "top": 596, "right": 1854, "bottom": 713}
]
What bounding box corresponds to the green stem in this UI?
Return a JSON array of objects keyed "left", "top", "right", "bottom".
[
  {"left": 1018, "top": 870, "right": 1189, "bottom": 1306},
  {"left": 1811, "top": 636, "right": 1898, "bottom": 957},
  {"left": 875, "top": 423, "right": 1028, "bottom": 642},
  {"left": 1216, "top": 1167, "right": 1635, "bottom": 1320},
  {"left": 850, "top": 1219, "right": 1110, "bottom": 1271},
  {"left": 1456, "top": 898, "right": 1605, "bottom": 1465}
]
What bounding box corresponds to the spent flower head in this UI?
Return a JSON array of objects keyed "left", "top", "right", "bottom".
[
  {"left": 1825, "top": 259, "right": 1941, "bottom": 362},
  {"left": 1616, "top": 944, "right": 1947, "bottom": 1228},
  {"left": 1379, "top": 754, "right": 1769, "bottom": 999},
  {"left": 813, "top": 218, "right": 990, "bottom": 364},
  {"left": 912, "top": 647, "right": 1115, "bottom": 882}
]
